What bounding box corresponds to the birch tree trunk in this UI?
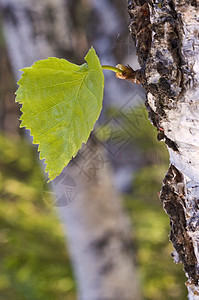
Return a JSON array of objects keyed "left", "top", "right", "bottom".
[
  {"left": 0, "top": 0, "right": 141, "bottom": 299},
  {"left": 128, "top": 0, "right": 199, "bottom": 298},
  {"left": 55, "top": 142, "right": 141, "bottom": 300}
]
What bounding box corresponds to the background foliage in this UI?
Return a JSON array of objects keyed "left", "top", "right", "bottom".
[
  {"left": 0, "top": 106, "right": 187, "bottom": 299},
  {"left": 0, "top": 135, "right": 76, "bottom": 300}
]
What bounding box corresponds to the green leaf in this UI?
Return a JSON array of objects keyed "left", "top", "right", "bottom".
[{"left": 15, "top": 47, "right": 104, "bottom": 181}]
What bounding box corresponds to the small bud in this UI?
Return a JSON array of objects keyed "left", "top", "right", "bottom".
[
  {"left": 116, "top": 64, "right": 126, "bottom": 71},
  {"left": 115, "top": 64, "right": 141, "bottom": 84}
]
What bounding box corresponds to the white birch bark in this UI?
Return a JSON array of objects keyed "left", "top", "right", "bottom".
[
  {"left": 0, "top": 0, "right": 142, "bottom": 299},
  {"left": 128, "top": 0, "right": 199, "bottom": 298}
]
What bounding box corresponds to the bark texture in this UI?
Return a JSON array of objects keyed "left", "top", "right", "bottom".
[
  {"left": 0, "top": 0, "right": 142, "bottom": 299},
  {"left": 128, "top": 0, "right": 199, "bottom": 297}
]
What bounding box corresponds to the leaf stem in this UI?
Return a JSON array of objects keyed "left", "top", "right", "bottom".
[{"left": 102, "top": 65, "right": 123, "bottom": 73}]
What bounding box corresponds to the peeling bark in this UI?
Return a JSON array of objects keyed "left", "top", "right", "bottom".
[
  {"left": 161, "top": 165, "right": 197, "bottom": 282},
  {"left": 128, "top": 0, "right": 199, "bottom": 297}
]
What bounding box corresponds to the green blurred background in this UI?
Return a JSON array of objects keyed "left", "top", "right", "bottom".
[{"left": 0, "top": 104, "right": 187, "bottom": 299}]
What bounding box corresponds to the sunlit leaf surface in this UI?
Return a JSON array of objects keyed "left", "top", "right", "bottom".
[{"left": 16, "top": 47, "right": 104, "bottom": 180}]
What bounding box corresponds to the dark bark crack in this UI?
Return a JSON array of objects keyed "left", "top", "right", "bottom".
[
  {"left": 128, "top": 2, "right": 152, "bottom": 67},
  {"left": 160, "top": 165, "right": 199, "bottom": 285},
  {"left": 128, "top": 0, "right": 188, "bottom": 128}
]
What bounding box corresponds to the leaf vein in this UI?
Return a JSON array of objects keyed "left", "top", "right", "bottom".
[
  {"left": 25, "top": 92, "right": 78, "bottom": 122},
  {"left": 21, "top": 78, "right": 82, "bottom": 93},
  {"left": 37, "top": 76, "right": 86, "bottom": 140}
]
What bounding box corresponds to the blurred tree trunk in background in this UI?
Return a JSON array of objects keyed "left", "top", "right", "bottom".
[
  {"left": 0, "top": 0, "right": 142, "bottom": 299},
  {"left": 128, "top": 0, "right": 199, "bottom": 298},
  {"left": 0, "top": 29, "right": 17, "bottom": 134},
  {"left": 55, "top": 141, "right": 142, "bottom": 300}
]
